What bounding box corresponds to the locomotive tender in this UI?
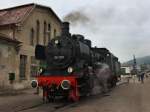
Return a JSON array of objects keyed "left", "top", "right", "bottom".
[{"left": 31, "top": 22, "right": 120, "bottom": 102}]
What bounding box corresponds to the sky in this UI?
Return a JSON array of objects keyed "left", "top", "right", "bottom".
[{"left": 1, "top": 0, "right": 150, "bottom": 62}]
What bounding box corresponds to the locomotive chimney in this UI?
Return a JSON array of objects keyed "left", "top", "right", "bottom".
[{"left": 61, "top": 22, "right": 71, "bottom": 37}]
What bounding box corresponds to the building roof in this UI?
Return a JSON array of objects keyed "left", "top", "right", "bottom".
[
  {"left": 0, "top": 33, "right": 21, "bottom": 44},
  {"left": 0, "top": 3, "right": 62, "bottom": 26}
]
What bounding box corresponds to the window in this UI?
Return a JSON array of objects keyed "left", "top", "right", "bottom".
[
  {"left": 54, "top": 29, "right": 56, "bottom": 38},
  {"left": 36, "top": 20, "right": 40, "bottom": 44},
  {"left": 30, "top": 56, "right": 38, "bottom": 77},
  {"left": 30, "top": 28, "right": 34, "bottom": 46},
  {"left": 43, "top": 21, "right": 47, "bottom": 45},
  {"left": 48, "top": 24, "right": 51, "bottom": 31},
  {"left": 48, "top": 23, "right": 51, "bottom": 42},
  {"left": 19, "top": 55, "right": 27, "bottom": 80}
]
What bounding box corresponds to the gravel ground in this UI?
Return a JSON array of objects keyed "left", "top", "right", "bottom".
[
  {"left": 0, "top": 89, "right": 43, "bottom": 112},
  {"left": 0, "top": 77, "right": 149, "bottom": 112},
  {"left": 58, "top": 77, "right": 150, "bottom": 112}
]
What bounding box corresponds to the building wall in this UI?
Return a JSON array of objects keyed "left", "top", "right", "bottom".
[
  {"left": 16, "top": 7, "right": 61, "bottom": 45},
  {"left": 0, "top": 42, "right": 18, "bottom": 89},
  {"left": 121, "top": 67, "right": 131, "bottom": 74},
  {"left": 0, "top": 7, "right": 62, "bottom": 89}
]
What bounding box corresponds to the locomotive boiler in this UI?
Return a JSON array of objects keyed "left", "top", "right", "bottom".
[{"left": 31, "top": 22, "right": 120, "bottom": 102}]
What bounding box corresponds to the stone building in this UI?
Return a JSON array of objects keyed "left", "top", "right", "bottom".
[{"left": 0, "top": 3, "right": 62, "bottom": 89}]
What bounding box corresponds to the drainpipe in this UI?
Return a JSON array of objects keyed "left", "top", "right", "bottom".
[{"left": 11, "top": 24, "right": 16, "bottom": 40}]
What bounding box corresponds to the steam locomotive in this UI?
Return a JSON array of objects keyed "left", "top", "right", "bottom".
[{"left": 31, "top": 22, "right": 120, "bottom": 102}]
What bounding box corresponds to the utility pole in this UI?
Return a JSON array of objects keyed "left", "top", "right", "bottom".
[{"left": 132, "top": 55, "right": 137, "bottom": 75}]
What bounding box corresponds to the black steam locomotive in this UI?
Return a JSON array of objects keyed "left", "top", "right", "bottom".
[{"left": 33, "top": 22, "right": 120, "bottom": 102}]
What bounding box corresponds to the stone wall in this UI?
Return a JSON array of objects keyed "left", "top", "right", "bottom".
[{"left": 0, "top": 6, "right": 62, "bottom": 89}]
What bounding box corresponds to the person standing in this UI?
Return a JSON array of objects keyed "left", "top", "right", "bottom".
[
  {"left": 140, "top": 72, "right": 145, "bottom": 83},
  {"left": 137, "top": 72, "right": 141, "bottom": 82}
]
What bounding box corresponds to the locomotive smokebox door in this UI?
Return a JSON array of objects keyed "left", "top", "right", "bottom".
[{"left": 9, "top": 73, "right": 15, "bottom": 84}]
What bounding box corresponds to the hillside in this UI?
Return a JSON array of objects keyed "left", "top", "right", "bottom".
[{"left": 122, "top": 56, "right": 150, "bottom": 66}]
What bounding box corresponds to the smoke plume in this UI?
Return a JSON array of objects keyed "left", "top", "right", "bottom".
[{"left": 63, "top": 11, "right": 90, "bottom": 25}]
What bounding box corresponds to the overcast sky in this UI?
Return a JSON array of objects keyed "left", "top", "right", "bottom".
[{"left": 1, "top": 0, "right": 150, "bottom": 62}]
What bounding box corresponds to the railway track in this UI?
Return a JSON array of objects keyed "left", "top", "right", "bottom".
[{"left": 13, "top": 99, "right": 78, "bottom": 112}]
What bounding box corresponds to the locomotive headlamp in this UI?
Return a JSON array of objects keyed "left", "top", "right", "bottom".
[
  {"left": 107, "top": 54, "right": 110, "bottom": 56},
  {"left": 67, "top": 67, "right": 73, "bottom": 73},
  {"left": 61, "top": 80, "right": 71, "bottom": 90},
  {"left": 31, "top": 80, "right": 38, "bottom": 88},
  {"left": 55, "top": 40, "right": 59, "bottom": 45}
]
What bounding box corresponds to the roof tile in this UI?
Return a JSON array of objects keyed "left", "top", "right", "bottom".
[{"left": 0, "top": 5, "right": 34, "bottom": 26}]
